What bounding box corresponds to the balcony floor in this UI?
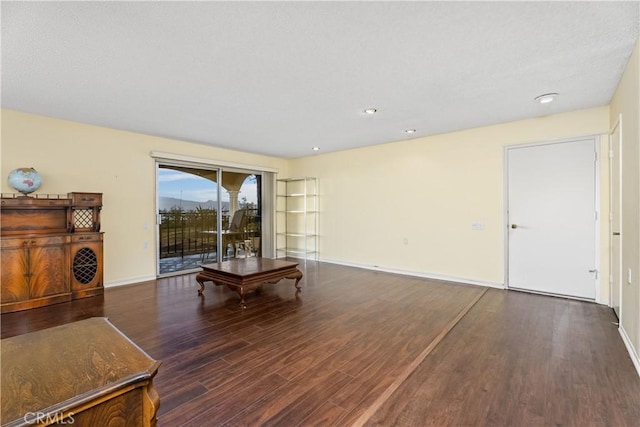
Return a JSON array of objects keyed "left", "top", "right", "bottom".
[{"left": 159, "top": 253, "right": 217, "bottom": 275}]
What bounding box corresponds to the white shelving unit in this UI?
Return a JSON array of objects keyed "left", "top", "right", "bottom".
[{"left": 276, "top": 177, "right": 318, "bottom": 260}]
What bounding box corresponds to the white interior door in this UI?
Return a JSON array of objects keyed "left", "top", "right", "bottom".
[
  {"left": 610, "top": 119, "right": 622, "bottom": 318},
  {"left": 507, "top": 138, "right": 597, "bottom": 299}
]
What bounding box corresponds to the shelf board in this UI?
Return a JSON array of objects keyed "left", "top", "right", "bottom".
[
  {"left": 276, "top": 248, "right": 318, "bottom": 255},
  {"left": 276, "top": 177, "right": 317, "bottom": 182}
]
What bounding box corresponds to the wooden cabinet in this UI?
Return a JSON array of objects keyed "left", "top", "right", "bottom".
[
  {"left": 1, "top": 317, "right": 161, "bottom": 427},
  {"left": 0, "top": 235, "right": 70, "bottom": 311},
  {"left": 0, "top": 193, "right": 104, "bottom": 313}
]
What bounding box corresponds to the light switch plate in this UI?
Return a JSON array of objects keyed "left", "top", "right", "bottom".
[{"left": 472, "top": 222, "right": 484, "bottom": 231}]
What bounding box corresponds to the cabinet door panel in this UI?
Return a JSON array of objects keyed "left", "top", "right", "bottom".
[
  {"left": 70, "top": 241, "right": 103, "bottom": 290},
  {"left": 29, "top": 244, "right": 68, "bottom": 298},
  {"left": 0, "top": 247, "right": 29, "bottom": 303}
]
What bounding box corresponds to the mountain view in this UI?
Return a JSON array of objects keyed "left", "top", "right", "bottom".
[{"left": 159, "top": 197, "right": 230, "bottom": 212}]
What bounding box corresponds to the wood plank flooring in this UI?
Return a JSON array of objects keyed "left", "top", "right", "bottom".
[
  {"left": 365, "top": 288, "right": 640, "bottom": 427},
  {"left": 2, "top": 261, "right": 639, "bottom": 426}
]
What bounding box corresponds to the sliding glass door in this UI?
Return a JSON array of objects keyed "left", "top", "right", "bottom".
[
  {"left": 219, "top": 171, "right": 261, "bottom": 261},
  {"left": 157, "top": 163, "right": 262, "bottom": 276}
]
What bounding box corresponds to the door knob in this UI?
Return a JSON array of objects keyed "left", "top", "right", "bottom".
[{"left": 511, "top": 224, "right": 518, "bottom": 229}]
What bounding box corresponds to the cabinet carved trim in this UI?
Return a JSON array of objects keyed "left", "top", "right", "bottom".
[{"left": 1, "top": 193, "right": 104, "bottom": 313}]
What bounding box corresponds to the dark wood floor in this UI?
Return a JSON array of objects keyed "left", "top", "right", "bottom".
[{"left": 2, "top": 261, "right": 639, "bottom": 426}]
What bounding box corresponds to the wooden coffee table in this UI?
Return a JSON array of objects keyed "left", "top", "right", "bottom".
[{"left": 196, "top": 258, "right": 303, "bottom": 308}]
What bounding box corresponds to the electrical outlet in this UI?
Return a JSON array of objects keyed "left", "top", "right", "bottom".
[{"left": 402, "top": 237, "right": 408, "bottom": 245}]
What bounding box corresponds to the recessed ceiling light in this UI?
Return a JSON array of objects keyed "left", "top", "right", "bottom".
[
  {"left": 405, "top": 129, "right": 416, "bottom": 134},
  {"left": 535, "top": 93, "right": 559, "bottom": 104},
  {"left": 312, "top": 147, "right": 320, "bottom": 151},
  {"left": 363, "top": 108, "right": 377, "bottom": 114}
]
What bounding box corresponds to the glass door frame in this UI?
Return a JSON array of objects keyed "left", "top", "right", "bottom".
[
  {"left": 155, "top": 160, "right": 222, "bottom": 277},
  {"left": 154, "top": 155, "right": 273, "bottom": 278}
]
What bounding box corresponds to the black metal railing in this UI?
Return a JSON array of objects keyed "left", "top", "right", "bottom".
[{"left": 159, "top": 209, "right": 259, "bottom": 259}]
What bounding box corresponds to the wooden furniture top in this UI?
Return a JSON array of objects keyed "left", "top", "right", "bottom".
[
  {"left": 0, "top": 193, "right": 103, "bottom": 236},
  {"left": 1, "top": 317, "right": 160, "bottom": 426},
  {"left": 0, "top": 193, "right": 102, "bottom": 207},
  {"left": 200, "top": 257, "right": 299, "bottom": 278}
]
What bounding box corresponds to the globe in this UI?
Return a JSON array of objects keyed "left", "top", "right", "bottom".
[{"left": 8, "top": 167, "right": 42, "bottom": 195}]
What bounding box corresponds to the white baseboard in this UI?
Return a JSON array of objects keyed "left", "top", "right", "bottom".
[
  {"left": 318, "top": 257, "right": 504, "bottom": 289},
  {"left": 619, "top": 325, "right": 640, "bottom": 377},
  {"left": 105, "top": 275, "right": 156, "bottom": 288}
]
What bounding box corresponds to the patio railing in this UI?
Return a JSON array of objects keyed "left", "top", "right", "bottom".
[{"left": 159, "top": 209, "right": 259, "bottom": 259}]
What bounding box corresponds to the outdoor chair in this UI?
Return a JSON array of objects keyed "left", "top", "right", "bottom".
[{"left": 201, "top": 209, "right": 249, "bottom": 261}]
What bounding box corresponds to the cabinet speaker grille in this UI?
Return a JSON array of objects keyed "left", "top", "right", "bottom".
[
  {"left": 74, "top": 209, "right": 94, "bottom": 229},
  {"left": 73, "top": 247, "right": 98, "bottom": 285}
]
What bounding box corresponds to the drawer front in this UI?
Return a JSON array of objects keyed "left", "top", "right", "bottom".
[
  {"left": 1, "top": 235, "right": 69, "bottom": 249},
  {"left": 0, "top": 237, "right": 27, "bottom": 250},
  {"left": 31, "top": 235, "right": 70, "bottom": 246},
  {"left": 69, "top": 192, "right": 102, "bottom": 207},
  {"left": 71, "top": 233, "right": 103, "bottom": 243},
  {"left": 31, "top": 235, "right": 69, "bottom": 246},
  {"left": 1, "top": 198, "right": 70, "bottom": 208}
]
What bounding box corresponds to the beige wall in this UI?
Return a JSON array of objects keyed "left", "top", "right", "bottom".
[
  {"left": 610, "top": 37, "right": 640, "bottom": 366},
  {"left": 1, "top": 110, "right": 289, "bottom": 285},
  {"left": 0, "top": 106, "right": 615, "bottom": 302},
  {"left": 290, "top": 106, "right": 611, "bottom": 297}
]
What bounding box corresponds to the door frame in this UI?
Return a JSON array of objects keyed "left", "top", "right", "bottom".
[
  {"left": 503, "top": 135, "right": 601, "bottom": 301},
  {"left": 151, "top": 151, "right": 278, "bottom": 277},
  {"left": 609, "top": 115, "right": 623, "bottom": 319}
]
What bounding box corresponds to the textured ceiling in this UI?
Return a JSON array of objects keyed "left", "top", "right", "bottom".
[{"left": 2, "top": 1, "right": 639, "bottom": 159}]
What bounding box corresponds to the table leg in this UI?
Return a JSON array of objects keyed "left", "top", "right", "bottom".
[
  {"left": 195, "top": 273, "right": 207, "bottom": 295},
  {"left": 285, "top": 269, "right": 304, "bottom": 291},
  {"left": 232, "top": 287, "right": 247, "bottom": 308}
]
